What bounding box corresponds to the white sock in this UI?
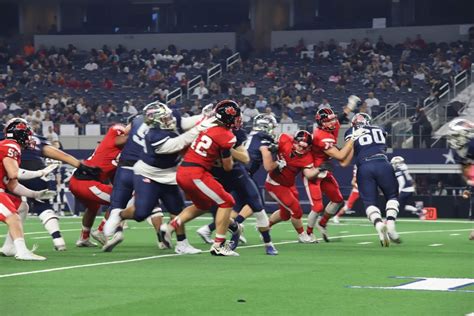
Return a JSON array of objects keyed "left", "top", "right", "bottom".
[
  {"left": 43, "top": 218, "right": 61, "bottom": 237},
  {"left": 1, "top": 232, "right": 14, "bottom": 250},
  {"left": 13, "top": 238, "right": 29, "bottom": 256},
  {"left": 307, "top": 211, "right": 319, "bottom": 228},
  {"left": 386, "top": 219, "right": 396, "bottom": 232}
]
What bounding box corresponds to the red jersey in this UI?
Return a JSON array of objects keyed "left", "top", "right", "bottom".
[
  {"left": 0, "top": 140, "right": 22, "bottom": 191},
  {"left": 311, "top": 121, "right": 340, "bottom": 167},
  {"left": 268, "top": 133, "right": 313, "bottom": 187},
  {"left": 184, "top": 126, "right": 236, "bottom": 170},
  {"left": 84, "top": 125, "right": 125, "bottom": 182}
]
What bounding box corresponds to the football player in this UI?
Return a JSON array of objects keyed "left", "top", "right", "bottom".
[
  {"left": 0, "top": 119, "right": 55, "bottom": 260},
  {"left": 164, "top": 100, "right": 242, "bottom": 256},
  {"left": 103, "top": 102, "right": 214, "bottom": 254},
  {"left": 332, "top": 165, "right": 358, "bottom": 224},
  {"left": 305, "top": 95, "right": 361, "bottom": 242},
  {"left": 345, "top": 113, "right": 400, "bottom": 247},
  {"left": 446, "top": 118, "right": 474, "bottom": 240},
  {"left": 69, "top": 123, "right": 129, "bottom": 247}
]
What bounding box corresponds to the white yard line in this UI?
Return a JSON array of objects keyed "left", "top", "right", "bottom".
[
  {"left": 357, "top": 242, "right": 373, "bottom": 245},
  {"left": 428, "top": 244, "right": 444, "bottom": 247},
  {"left": 0, "top": 228, "right": 471, "bottom": 279}
]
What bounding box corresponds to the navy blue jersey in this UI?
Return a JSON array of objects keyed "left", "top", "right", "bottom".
[
  {"left": 22, "top": 134, "right": 50, "bottom": 162},
  {"left": 211, "top": 128, "right": 248, "bottom": 180},
  {"left": 140, "top": 128, "right": 181, "bottom": 169},
  {"left": 245, "top": 131, "right": 275, "bottom": 176},
  {"left": 454, "top": 138, "right": 474, "bottom": 165},
  {"left": 119, "top": 115, "right": 148, "bottom": 162},
  {"left": 345, "top": 126, "right": 387, "bottom": 166}
]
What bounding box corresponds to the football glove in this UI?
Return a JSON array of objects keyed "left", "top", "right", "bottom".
[
  {"left": 201, "top": 103, "right": 215, "bottom": 118},
  {"left": 40, "top": 163, "right": 58, "bottom": 177},
  {"left": 268, "top": 143, "right": 278, "bottom": 154},
  {"left": 351, "top": 128, "right": 369, "bottom": 141},
  {"left": 34, "top": 189, "right": 56, "bottom": 200},
  {"left": 196, "top": 116, "right": 217, "bottom": 132},
  {"left": 347, "top": 95, "right": 361, "bottom": 111},
  {"left": 276, "top": 159, "right": 286, "bottom": 171}
]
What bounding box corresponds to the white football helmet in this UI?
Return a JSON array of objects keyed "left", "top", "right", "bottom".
[
  {"left": 144, "top": 101, "right": 176, "bottom": 130},
  {"left": 390, "top": 156, "right": 405, "bottom": 169},
  {"left": 252, "top": 114, "right": 278, "bottom": 135},
  {"left": 446, "top": 118, "right": 474, "bottom": 150}
]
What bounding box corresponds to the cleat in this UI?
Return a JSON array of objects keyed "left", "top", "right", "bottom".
[
  {"left": 103, "top": 209, "right": 122, "bottom": 237},
  {"left": 163, "top": 224, "right": 174, "bottom": 248},
  {"left": 102, "top": 231, "right": 124, "bottom": 252},
  {"left": 75, "top": 239, "right": 97, "bottom": 247},
  {"left": 229, "top": 223, "right": 243, "bottom": 251},
  {"left": 90, "top": 230, "right": 107, "bottom": 246},
  {"left": 122, "top": 221, "right": 129, "bottom": 230},
  {"left": 175, "top": 240, "right": 202, "bottom": 255},
  {"left": 238, "top": 224, "right": 247, "bottom": 244},
  {"left": 470, "top": 231, "right": 474, "bottom": 241},
  {"left": 331, "top": 216, "right": 340, "bottom": 224},
  {"left": 196, "top": 225, "right": 213, "bottom": 244},
  {"left": 297, "top": 231, "right": 313, "bottom": 243},
  {"left": 160, "top": 224, "right": 172, "bottom": 249},
  {"left": 388, "top": 231, "right": 402, "bottom": 244},
  {"left": 53, "top": 237, "right": 67, "bottom": 251},
  {"left": 307, "top": 233, "right": 318, "bottom": 243},
  {"left": 265, "top": 244, "right": 279, "bottom": 255},
  {"left": 316, "top": 222, "right": 330, "bottom": 242},
  {"left": 157, "top": 241, "right": 169, "bottom": 250},
  {"left": 15, "top": 251, "right": 46, "bottom": 261},
  {"left": 210, "top": 243, "right": 239, "bottom": 256},
  {"left": 376, "top": 223, "right": 390, "bottom": 247}
]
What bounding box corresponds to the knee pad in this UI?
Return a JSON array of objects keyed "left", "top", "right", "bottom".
[
  {"left": 325, "top": 201, "right": 344, "bottom": 215},
  {"left": 150, "top": 207, "right": 164, "bottom": 219},
  {"left": 38, "top": 209, "right": 58, "bottom": 225},
  {"left": 366, "top": 205, "right": 381, "bottom": 222},
  {"left": 17, "top": 201, "right": 29, "bottom": 222},
  {"left": 255, "top": 210, "right": 270, "bottom": 228},
  {"left": 386, "top": 199, "right": 399, "bottom": 218}
]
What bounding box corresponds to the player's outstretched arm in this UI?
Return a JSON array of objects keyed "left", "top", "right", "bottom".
[
  {"left": 42, "top": 145, "right": 81, "bottom": 168},
  {"left": 231, "top": 145, "right": 250, "bottom": 164},
  {"left": 339, "top": 147, "right": 354, "bottom": 167}
]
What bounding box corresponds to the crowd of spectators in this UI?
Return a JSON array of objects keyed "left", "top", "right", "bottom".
[{"left": 0, "top": 35, "right": 472, "bottom": 140}]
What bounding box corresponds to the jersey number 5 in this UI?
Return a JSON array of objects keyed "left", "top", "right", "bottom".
[
  {"left": 358, "top": 128, "right": 386, "bottom": 145},
  {"left": 191, "top": 135, "right": 213, "bottom": 157}
]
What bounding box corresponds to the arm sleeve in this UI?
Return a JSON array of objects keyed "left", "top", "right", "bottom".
[
  {"left": 17, "top": 168, "right": 43, "bottom": 180},
  {"left": 154, "top": 128, "right": 199, "bottom": 154},
  {"left": 11, "top": 183, "right": 39, "bottom": 198},
  {"left": 180, "top": 115, "right": 203, "bottom": 131}
]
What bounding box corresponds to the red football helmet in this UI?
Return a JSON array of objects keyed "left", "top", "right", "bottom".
[
  {"left": 315, "top": 108, "right": 337, "bottom": 131},
  {"left": 214, "top": 99, "right": 242, "bottom": 129},
  {"left": 292, "top": 130, "right": 312, "bottom": 155},
  {"left": 4, "top": 118, "right": 33, "bottom": 149}
]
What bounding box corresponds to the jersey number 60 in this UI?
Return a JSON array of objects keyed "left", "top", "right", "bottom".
[{"left": 358, "top": 128, "right": 386, "bottom": 145}]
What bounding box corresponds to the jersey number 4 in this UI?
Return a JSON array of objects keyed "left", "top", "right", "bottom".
[
  {"left": 358, "top": 128, "right": 386, "bottom": 145},
  {"left": 191, "top": 135, "right": 213, "bottom": 157}
]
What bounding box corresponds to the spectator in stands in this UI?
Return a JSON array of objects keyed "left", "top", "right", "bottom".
[
  {"left": 242, "top": 102, "right": 259, "bottom": 123},
  {"left": 289, "top": 96, "right": 304, "bottom": 111},
  {"left": 413, "top": 34, "right": 427, "bottom": 50},
  {"left": 381, "top": 56, "right": 393, "bottom": 77},
  {"left": 122, "top": 100, "right": 138, "bottom": 116},
  {"left": 433, "top": 181, "right": 447, "bottom": 196},
  {"left": 44, "top": 125, "right": 60, "bottom": 148},
  {"left": 192, "top": 81, "right": 208, "bottom": 100},
  {"left": 0, "top": 98, "right": 7, "bottom": 113},
  {"left": 280, "top": 112, "right": 293, "bottom": 124},
  {"left": 318, "top": 98, "right": 331, "bottom": 110},
  {"left": 103, "top": 77, "right": 113, "bottom": 90},
  {"left": 411, "top": 106, "right": 433, "bottom": 148},
  {"left": 84, "top": 59, "right": 98, "bottom": 71},
  {"left": 303, "top": 95, "right": 315, "bottom": 109},
  {"left": 264, "top": 106, "right": 275, "bottom": 117},
  {"left": 255, "top": 95, "right": 267, "bottom": 110},
  {"left": 364, "top": 92, "right": 380, "bottom": 115}
]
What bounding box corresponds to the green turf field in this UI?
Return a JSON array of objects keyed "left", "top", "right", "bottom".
[{"left": 1, "top": 216, "right": 473, "bottom": 316}]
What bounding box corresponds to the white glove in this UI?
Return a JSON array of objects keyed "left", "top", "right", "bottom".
[
  {"left": 40, "top": 164, "right": 58, "bottom": 177},
  {"left": 276, "top": 159, "right": 286, "bottom": 171},
  {"left": 34, "top": 189, "right": 57, "bottom": 200},
  {"left": 317, "top": 169, "right": 328, "bottom": 178},
  {"left": 196, "top": 116, "right": 217, "bottom": 132},
  {"left": 201, "top": 103, "right": 215, "bottom": 118},
  {"left": 347, "top": 95, "right": 361, "bottom": 111},
  {"left": 351, "top": 128, "right": 369, "bottom": 141}
]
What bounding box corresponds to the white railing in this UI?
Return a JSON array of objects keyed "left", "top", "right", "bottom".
[
  {"left": 226, "top": 52, "right": 240, "bottom": 71},
  {"left": 207, "top": 64, "right": 222, "bottom": 85},
  {"left": 166, "top": 87, "right": 182, "bottom": 105},
  {"left": 187, "top": 75, "right": 202, "bottom": 99},
  {"left": 453, "top": 70, "right": 468, "bottom": 95}
]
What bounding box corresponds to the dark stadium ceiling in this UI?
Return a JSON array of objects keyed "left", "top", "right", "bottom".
[{"left": 0, "top": 0, "right": 239, "bottom": 3}]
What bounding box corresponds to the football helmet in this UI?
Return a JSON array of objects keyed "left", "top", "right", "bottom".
[
  {"left": 446, "top": 118, "right": 474, "bottom": 150},
  {"left": 390, "top": 156, "right": 405, "bottom": 169},
  {"left": 252, "top": 114, "right": 277, "bottom": 135},
  {"left": 351, "top": 112, "right": 372, "bottom": 129},
  {"left": 214, "top": 100, "right": 242, "bottom": 129},
  {"left": 144, "top": 101, "right": 176, "bottom": 130},
  {"left": 4, "top": 118, "right": 33, "bottom": 149},
  {"left": 315, "top": 108, "right": 337, "bottom": 131},
  {"left": 292, "top": 130, "right": 312, "bottom": 155}
]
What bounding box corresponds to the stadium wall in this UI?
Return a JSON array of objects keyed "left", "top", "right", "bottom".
[
  {"left": 271, "top": 24, "right": 473, "bottom": 50},
  {"left": 34, "top": 32, "right": 236, "bottom": 51}
]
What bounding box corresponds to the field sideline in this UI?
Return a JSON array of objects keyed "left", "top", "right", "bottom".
[{"left": 1, "top": 217, "right": 473, "bottom": 315}]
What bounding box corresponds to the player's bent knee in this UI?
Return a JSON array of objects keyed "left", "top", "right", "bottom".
[
  {"left": 386, "top": 199, "right": 399, "bottom": 218},
  {"left": 291, "top": 208, "right": 303, "bottom": 219},
  {"left": 325, "top": 201, "right": 344, "bottom": 215},
  {"left": 38, "top": 209, "right": 58, "bottom": 224},
  {"left": 279, "top": 209, "right": 291, "bottom": 221},
  {"left": 255, "top": 210, "right": 270, "bottom": 228},
  {"left": 134, "top": 211, "right": 151, "bottom": 222}
]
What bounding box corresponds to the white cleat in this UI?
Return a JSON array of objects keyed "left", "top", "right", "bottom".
[
  {"left": 102, "top": 231, "right": 124, "bottom": 252},
  {"left": 316, "top": 222, "right": 330, "bottom": 242},
  {"left": 15, "top": 251, "right": 46, "bottom": 261},
  {"left": 209, "top": 243, "right": 239, "bottom": 256},
  {"left": 307, "top": 233, "right": 318, "bottom": 243},
  {"left": 196, "top": 225, "right": 213, "bottom": 244},
  {"left": 53, "top": 237, "right": 67, "bottom": 251},
  {"left": 0, "top": 245, "right": 16, "bottom": 257},
  {"left": 238, "top": 224, "right": 247, "bottom": 244},
  {"left": 75, "top": 239, "right": 97, "bottom": 247},
  {"left": 387, "top": 231, "right": 402, "bottom": 244},
  {"left": 376, "top": 222, "right": 390, "bottom": 247},
  {"left": 90, "top": 230, "right": 107, "bottom": 246},
  {"left": 103, "top": 209, "right": 122, "bottom": 237},
  {"left": 297, "top": 232, "right": 313, "bottom": 243},
  {"left": 175, "top": 240, "right": 202, "bottom": 255},
  {"left": 331, "top": 216, "right": 340, "bottom": 224}
]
